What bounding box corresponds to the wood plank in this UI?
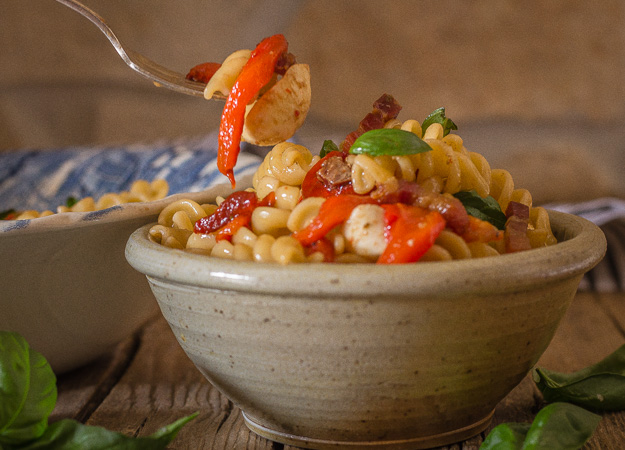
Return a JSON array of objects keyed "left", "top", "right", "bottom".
[
  {"left": 597, "top": 291, "right": 625, "bottom": 333},
  {"left": 529, "top": 292, "right": 625, "bottom": 449},
  {"left": 538, "top": 292, "right": 624, "bottom": 370},
  {"left": 84, "top": 314, "right": 280, "bottom": 449},
  {"left": 52, "top": 329, "right": 140, "bottom": 423}
]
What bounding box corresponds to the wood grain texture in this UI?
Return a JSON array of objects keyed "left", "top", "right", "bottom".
[{"left": 53, "top": 291, "right": 625, "bottom": 449}]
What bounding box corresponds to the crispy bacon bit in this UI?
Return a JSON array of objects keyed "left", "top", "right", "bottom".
[
  {"left": 506, "top": 201, "right": 530, "bottom": 221},
  {"left": 317, "top": 156, "right": 352, "bottom": 188},
  {"left": 504, "top": 201, "right": 532, "bottom": 252},
  {"left": 275, "top": 52, "right": 297, "bottom": 75},
  {"left": 185, "top": 62, "right": 222, "bottom": 83},
  {"left": 340, "top": 94, "right": 403, "bottom": 152}
]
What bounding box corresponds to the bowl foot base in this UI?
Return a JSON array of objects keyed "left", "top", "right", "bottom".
[{"left": 242, "top": 410, "right": 494, "bottom": 449}]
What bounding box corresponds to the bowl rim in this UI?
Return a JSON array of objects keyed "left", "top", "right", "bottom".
[
  {"left": 125, "top": 209, "right": 607, "bottom": 298},
  {"left": 0, "top": 182, "right": 240, "bottom": 236}
]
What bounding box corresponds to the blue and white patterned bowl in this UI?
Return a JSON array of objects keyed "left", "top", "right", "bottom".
[{"left": 0, "top": 135, "right": 260, "bottom": 373}]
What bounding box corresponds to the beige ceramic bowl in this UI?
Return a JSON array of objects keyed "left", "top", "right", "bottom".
[
  {"left": 0, "top": 184, "right": 234, "bottom": 374},
  {"left": 125, "top": 209, "right": 605, "bottom": 449}
]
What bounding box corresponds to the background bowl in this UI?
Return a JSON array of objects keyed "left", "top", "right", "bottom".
[
  {"left": 125, "top": 210, "right": 606, "bottom": 449},
  {"left": 0, "top": 184, "right": 234, "bottom": 374}
]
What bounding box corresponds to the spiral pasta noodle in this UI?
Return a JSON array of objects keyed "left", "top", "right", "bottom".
[{"left": 253, "top": 142, "right": 320, "bottom": 197}]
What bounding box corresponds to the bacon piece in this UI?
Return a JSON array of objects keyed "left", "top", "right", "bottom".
[
  {"left": 340, "top": 94, "right": 402, "bottom": 152},
  {"left": 185, "top": 62, "right": 222, "bottom": 83},
  {"left": 275, "top": 52, "right": 297, "bottom": 75},
  {"left": 504, "top": 201, "right": 532, "bottom": 252},
  {"left": 317, "top": 155, "right": 352, "bottom": 188}
]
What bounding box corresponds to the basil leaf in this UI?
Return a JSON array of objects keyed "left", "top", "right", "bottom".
[
  {"left": 0, "top": 332, "right": 57, "bottom": 446},
  {"left": 480, "top": 422, "right": 530, "bottom": 449},
  {"left": 65, "top": 197, "right": 78, "bottom": 208},
  {"left": 522, "top": 402, "right": 600, "bottom": 450},
  {"left": 9, "top": 413, "right": 198, "bottom": 449},
  {"left": 349, "top": 128, "right": 432, "bottom": 156},
  {"left": 453, "top": 190, "right": 507, "bottom": 230},
  {"left": 533, "top": 344, "right": 625, "bottom": 411},
  {"left": 319, "top": 140, "right": 339, "bottom": 158},
  {"left": 421, "top": 107, "right": 458, "bottom": 137},
  {"left": 480, "top": 403, "right": 600, "bottom": 450}
]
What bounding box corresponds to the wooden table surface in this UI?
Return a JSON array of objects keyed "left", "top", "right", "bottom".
[{"left": 53, "top": 290, "right": 625, "bottom": 449}]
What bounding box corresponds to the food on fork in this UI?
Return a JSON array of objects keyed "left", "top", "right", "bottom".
[{"left": 187, "top": 34, "right": 311, "bottom": 188}]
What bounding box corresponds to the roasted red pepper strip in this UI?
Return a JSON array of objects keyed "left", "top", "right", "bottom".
[
  {"left": 293, "top": 195, "right": 377, "bottom": 247},
  {"left": 218, "top": 34, "right": 288, "bottom": 188},
  {"left": 301, "top": 151, "right": 355, "bottom": 198},
  {"left": 214, "top": 214, "right": 250, "bottom": 241},
  {"left": 461, "top": 215, "right": 503, "bottom": 243},
  {"left": 194, "top": 191, "right": 257, "bottom": 234},
  {"left": 194, "top": 191, "right": 275, "bottom": 237},
  {"left": 305, "top": 237, "right": 335, "bottom": 262},
  {"left": 377, "top": 204, "right": 445, "bottom": 264},
  {"left": 185, "top": 62, "right": 222, "bottom": 83}
]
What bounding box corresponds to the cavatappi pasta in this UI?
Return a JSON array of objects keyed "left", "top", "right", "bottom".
[
  {"left": 7, "top": 179, "right": 168, "bottom": 220},
  {"left": 149, "top": 103, "right": 557, "bottom": 265}
]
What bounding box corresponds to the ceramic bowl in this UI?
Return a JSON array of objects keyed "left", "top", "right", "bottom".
[
  {"left": 0, "top": 184, "right": 235, "bottom": 374},
  {"left": 125, "top": 210, "right": 606, "bottom": 449}
]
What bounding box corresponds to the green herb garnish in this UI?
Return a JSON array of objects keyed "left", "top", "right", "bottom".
[
  {"left": 480, "top": 403, "right": 601, "bottom": 450},
  {"left": 453, "top": 190, "right": 507, "bottom": 230},
  {"left": 421, "top": 107, "right": 458, "bottom": 137},
  {"left": 65, "top": 197, "right": 78, "bottom": 208},
  {"left": 349, "top": 128, "right": 432, "bottom": 156},
  {"left": 0, "top": 209, "right": 17, "bottom": 220},
  {"left": 319, "top": 140, "right": 340, "bottom": 158},
  {"left": 533, "top": 344, "right": 625, "bottom": 411},
  {"left": 0, "top": 331, "right": 196, "bottom": 449}
]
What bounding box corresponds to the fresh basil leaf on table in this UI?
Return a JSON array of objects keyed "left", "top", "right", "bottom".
[
  {"left": 453, "top": 190, "right": 507, "bottom": 230},
  {"left": 533, "top": 344, "right": 625, "bottom": 411},
  {"left": 9, "top": 413, "right": 198, "bottom": 450},
  {"left": 421, "top": 107, "right": 458, "bottom": 137},
  {"left": 0, "top": 331, "right": 197, "bottom": 449},
  {"left": 0, "top": 331, "right": 57, "bottom": 446},
  {"left": 349, "top": 128, "right": 432, "bottom": 156},
  {"left": 480, "top": 403, "right": 601, "bottom": 450}
]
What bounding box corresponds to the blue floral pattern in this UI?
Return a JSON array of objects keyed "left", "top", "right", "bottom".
[{"left": 0, "top": 133, "right": 263, "bottom": 212}]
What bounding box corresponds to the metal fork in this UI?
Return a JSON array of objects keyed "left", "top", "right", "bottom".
[{"left": 55, "top": 0, "right": 226, "bottom": 99}]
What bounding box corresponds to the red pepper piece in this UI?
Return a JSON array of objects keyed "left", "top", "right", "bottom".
[
  {"left": 305, "top": 237, "right": 335, "bottom": 262},
  {"left": 258, "top": 191, "right": 276, "bottom": 207},
  {"left": 218, "top": 34, "right": 288, "bottom": 188},
  {"left": 194, "top": 191, "right": 275, "bottom": 236},
  {"left": 185, "top": 62, "right": 222, "bottom": 83},
  {"left": 214, "top": 214, "right": 250, "bottom": 241},
  {"left": 301, "top": 151, "right": 356, "bottom": 198},
  {"left": 377, "top": 204, "right": 445, "bottom": 264},
  {"left": 194, "top": 191, "right": 257, "bottom": 234},
  {"left": 461, "top": 215, "right": 503, "bottom": 243},
  {"left": 293, "top": 195, "right": 377, "bottom": 246}
]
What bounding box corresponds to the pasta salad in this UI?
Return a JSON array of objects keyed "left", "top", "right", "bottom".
[
  {"left": 1, "top": 179, "right": 168, "bottom": 220},
  {"left": 148, "top": 94, "right": 556, "bottom": 264}
]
